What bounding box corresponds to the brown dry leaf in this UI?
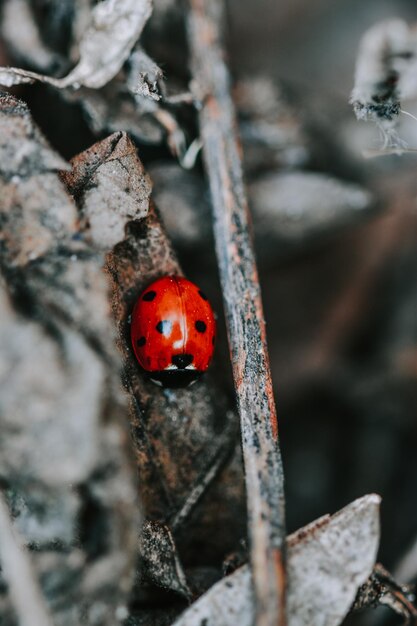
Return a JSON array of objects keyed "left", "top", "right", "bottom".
[
  {"left": 172, "top": 494, "right": 381, "bottom": 626},
  {"left": 0, "top": 0, "right": 152, "bottom": 89},
  {"left": 61, "top": 131, "right": 152, "bottom": 249},
  {"left": 62, "top": 133, "right": 246, "bottom": 594},
  {"left": 0, "top": 92, "right": 139, "bottom": 626},
  {"left": 139, "top": 521, "right": 192, "bottom": 600},
  {"left": 1, "top": 0, "right": 59, "bottom": 72}
]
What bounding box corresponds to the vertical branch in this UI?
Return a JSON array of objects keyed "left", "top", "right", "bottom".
[
  {"left": 0, "top": 492, "right": 54, "bottom": 626},
  {"left": 186, "top": 2, "right": 287, "bottom": 626}
]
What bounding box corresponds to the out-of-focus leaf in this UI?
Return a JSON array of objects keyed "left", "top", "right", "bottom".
[
  {"left": 249, "top": 171, "right": 374, "bottom": 245},
  {"left": 63, "top": 81, "right": 166, "bottom": 145},
  {"left": 148, "top": 163, "right": 375, "bottom": 263},
  {"left": 0, "top": 492, "right": 54, "bottom": 626},
  {"left": 235, "top": 76, "right": 362, "bottom": 180},
  {"left": 351, "top": 19, "right": 417, "bottom": 147},
  {"left": 172, "top": 494, "right": 381, "bottom": 626},
  {"left": 0, "top": 91, "right": 140, "bottom": 626},
  {"left": 127, "top": 47, "right": 164, "bottom": 101},
  {"left": 0, "top": 0, "right": 152, "bottom": 89},
  {"left": 1, "top": 0, "right": 59, "bottom": 72}
]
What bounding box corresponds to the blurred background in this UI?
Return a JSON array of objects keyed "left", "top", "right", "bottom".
[
  {"left": 229, "top": 0, "right": 417, "bottom": 561},
  {"left": 1, "top": 1, "right": 417, "bottom": 624}
]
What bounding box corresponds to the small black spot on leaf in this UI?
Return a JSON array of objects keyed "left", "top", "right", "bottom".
[
  {"left": 195, "top": 320, "right": 207, "bottom": 333},
  {"left": 143, "top": 290, "right": 156, "bottom": 301}
]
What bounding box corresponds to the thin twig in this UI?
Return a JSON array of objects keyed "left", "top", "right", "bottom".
[
  {"left": 0, "top": 491, "right": 54, "bottom": 626},
  {"left": 353, "top": 563, "right": 417, "bottom": 623},
  {"left": 186, "top": 2, "right": 287, "bottom": 625}
]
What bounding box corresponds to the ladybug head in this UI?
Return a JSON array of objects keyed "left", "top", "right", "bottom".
[{"left": 148, "top": 367, "right": 202, "bottom": 388}]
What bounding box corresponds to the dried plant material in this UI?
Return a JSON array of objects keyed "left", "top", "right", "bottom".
[
  {"left": 235, "top": 76, "right": 360, "bottom": 180},
  {"left": 0, "top": 92, "right": 139, "bottom": 626},
  {"left": 63, "top": 0, "right": 152, "bottom": 89},
  {"left": 362, "top": 146, "right": 417, "bottom": 158},
  {"left": 350, "top": 19, "right": 417, "bottom": 148},
  {"left": 64, "top": 82, "right": 166, "bottom": 146},
  {"left": 0, "top": 0, "right": 152, "bottom": 89},
  {"left": 127, "top": 47, "right": 165, "bottom": 101},
  {"left": 1, "top": 0, "right": 58, "bottom": 71},
  {"left": 62, "top": 80, "right": 186, "bottom": 160},
  {"left": 353, "top": 563, "right": 417, "bottom": 623},
  {"left": 0, "top": 93, "right": 69, "bottom": 177},
  {"left": 0, "top": 287, "right": 107, "bottom": 486},
  {"left": 0, "top": 491, "right": 54, "bottom": 626},
  {"left": 140, "top": 521, "right": 192, "bottom": 599},
  {"left": 63, "top": 135, "right": 246, "bottom": 595},
  {"left": 235, "top": 76, "right": 309, "bottom": 173},
  {"left": 148, "top": 162, "right": 211, "bottom": 251},
  {"left": 61, "top": 131, "right": 152, "bottom": 249},
  {"left": 172, "top": 495, "right": 381, "bottom": 626},
  {"left": 286, "top": 494, "right": 380, "bottom": 625},
  {"left": 149, "top": 165, "right": 375, "bottom": 262},
  {"left": 187, "top": 3, "right": 287, "bottom": 624},
  {"left": 249, "top": 172, "right": 375, "bottom": 247},
  {"left": 0, "top": 95, "right": 74, "bottom": 267}
]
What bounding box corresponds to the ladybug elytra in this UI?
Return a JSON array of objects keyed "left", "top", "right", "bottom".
[{"left": 131, "top": 276, "right": 216, "bottom": 387}]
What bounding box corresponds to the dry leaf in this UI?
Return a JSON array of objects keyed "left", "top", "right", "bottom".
[
  {"left": 351, "top": 19, "right": 417, "bottom": 147},
  {"left": 1, "top": 0, "right": 59, "bottom": 72},
  {"left": 0, "top": 92, "right": 140, "bottom": 626},
  {"left": 127, "top": 47, "right": 164, "bottom": 101},
  {"left": 61, "top": 131, "right": 152, "bottom": 249},
  {"left": 139, "top": 521, "right": 192, "bottom": 600},
  {"left": 62, "top": 134, "right": 246, "bottom": 592},
  {"left": 172, "top": 494, "right": 381, "bottom": 626},
  {"left": 64, "top": 81, "right": 166, "bottom": 146},
  {"left": 249, "top": 171, "right": 375, "bottom": 246},
  {"left": 0, "top": 0, "right": 152, "bottom": 89},
  {"left": 148, "top": 164, "right": 375, "bottom": 263}
]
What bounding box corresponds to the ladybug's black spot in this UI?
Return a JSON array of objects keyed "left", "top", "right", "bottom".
[
  {"left": 198, "top": 290, "right": 208, "bottom": 301},
  {"left": 143, "top": 290, "right": 156, "bottom": 301},
  {"left": 136, "top": 337, "right": 146, "bottom": 347},
  {"left": 156, "top": 320, "right": 172, "bottom": 335},
  {"left": 172, "top": 354, "right": 194, "bottom": 369},
  {"left": 195, "top": 320, "right": 207, "bottom": 333}
]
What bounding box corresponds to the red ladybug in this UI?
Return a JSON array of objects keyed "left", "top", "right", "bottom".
[{"left": 131, "top": 276, "right": 216, "bottom": 387}]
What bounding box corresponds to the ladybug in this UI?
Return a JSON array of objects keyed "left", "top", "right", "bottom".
[{"left": 131, "top": 275, "right": 216, "bottom": 387}]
